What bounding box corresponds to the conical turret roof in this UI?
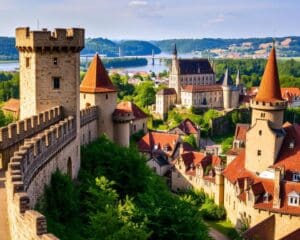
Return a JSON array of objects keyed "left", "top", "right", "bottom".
[
  {"left": 255, "top": 47, "right": 283, "bottom": 102},
  {"left": 80, "top": 54, "right": 117, "bottom": 93}
]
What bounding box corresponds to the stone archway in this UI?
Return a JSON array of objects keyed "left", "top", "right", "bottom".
[{"left": 67, "top": 157, "right": 72, "bottom": 178}]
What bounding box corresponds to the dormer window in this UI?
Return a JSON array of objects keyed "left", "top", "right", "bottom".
[
  {"left": 289, "top": 141, "right": 295, "bottom": 149},
  {"left": 288, "top": 191, "right": 300, "bottom": 206},
  {"left": 293, "top": 173, "right": 300, "bottom": 182},
  {"left": 263, "top": 192, "right": 270, "bottom": 202}
]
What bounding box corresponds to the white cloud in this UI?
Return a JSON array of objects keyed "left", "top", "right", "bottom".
[{"left": 128, "top": 0, "right": 148, "bottom": 7}]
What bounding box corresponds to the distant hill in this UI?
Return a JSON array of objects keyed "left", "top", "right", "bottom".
[
  {"left": 82, "top": 38, "right": 161, "bottom": 57},
  {"left": 152, "top": 37, "right": 300, "bottom": 58},
  {"left": 1, "top": 36, "right": 300, "bottom": 60},
  {"left": 0, "top": 37, "right": 18, "bottom": 60}
]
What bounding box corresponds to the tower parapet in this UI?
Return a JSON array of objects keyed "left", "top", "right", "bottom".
[{"left": 16, "top": 27, "right": 84, "bottom": 52}]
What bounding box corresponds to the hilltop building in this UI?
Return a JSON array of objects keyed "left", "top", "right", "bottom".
[
  {"left": 0, "top": 27, "right": 147, "bottom": 240},
  {"left": 155, "top": 45, "right": 241, "bottom": 119}
]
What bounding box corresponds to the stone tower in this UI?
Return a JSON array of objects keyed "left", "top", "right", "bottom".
[
  {"left": 16, "top": 27, "right": 84, "bottom": 119},
  {"left": 168, "top": 44, "right": 181, "bottom": 103},
  {"left": 245, "top": 47, "right": 287, "bottom": 173},
  {"left": 222, "top": 68, "right": 232, "bottom": 109},
  {"left": 80, "top": 54, "right": 117, "bottom": 140},
  {"left": 214, "top": 165, "right": 224, "bottom": 206}
]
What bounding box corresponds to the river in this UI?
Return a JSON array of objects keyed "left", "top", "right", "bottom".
[{"left": 0, "top": 53, "right": 202, "bottom": 74}]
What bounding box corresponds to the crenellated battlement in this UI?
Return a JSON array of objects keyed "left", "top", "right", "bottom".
[
  {"left": 8, "top": 116, "right": 75, "bottom": 190},
  {"left": 80, "top": 106, "right": 98, "bottom": 127},
  {"left": 0, "top": 106, "right": 62, "bottom": 149},
  {"left": 5, "top": 116, "right": 76, "bottom": 240},
  {"left": 16, "top": 27, "right": 84, "bottom": 52}
]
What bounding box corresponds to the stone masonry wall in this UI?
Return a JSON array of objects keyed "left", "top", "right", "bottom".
[
  {"left": 0, "top": 106, "right": 63, "bottom": 170},
  {"left": 5, "top": 116, "right": 77, "bottom": 240}
]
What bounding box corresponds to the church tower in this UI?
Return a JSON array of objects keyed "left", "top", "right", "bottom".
[
  {"left": 222, "top": 68, "right": 232, "bottom": 109},
  {"left": 16, "top": 27, "right": 84, "bottom": 119},
  {"left": 80, "top": 54, "right": 117, "bottom": 140},
  {"left": 168, "top": 44, "right": 181, "bottom": 103},
  {"left": 245, "top": 47, "right": 287, "bottom": 173}
]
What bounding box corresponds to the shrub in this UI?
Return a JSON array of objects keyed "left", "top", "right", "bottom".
[{"left": 200, "top": 199, "right": 226, "bottom": 220}]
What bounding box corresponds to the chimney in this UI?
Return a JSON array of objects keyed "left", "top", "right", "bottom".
[
  {"left": 273, "top": 167, "right": 283, "bottom": 209},
  {"left": 179, "top": 142, "right": 184, "bottom": 156}
]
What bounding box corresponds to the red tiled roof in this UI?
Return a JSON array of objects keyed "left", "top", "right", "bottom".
[
  {"left": 176, "top": 118, "right": 198, "bottom": 134},
  {"left": 222, "top": 150, "right": 254, "bottom": 184},
  {"left": 274, "top": 123, "right": 300, "bottom": 173},
  {"left": 181, "top": 84, "right": 222, "bottom": 93},
  {"left": 281, "top": 87, "right": 300, "bottom": 102},
  {"left": 234, "top": 123, "right": 250, "bottom": 141},
  {"left": 137, "top": 131, "right": 180, "bottom": 155},
  {"left": 115, "top": 101, "right": 147, "bottom": 120},
  {"left": 2, "top": 98, "right": 20, "bottom": 113},
  {"left": 80, "top": 54, "right": 117, "bottom": 93},
  {"left": 255, "top": 47, "right": 284, "bottom": 102}
]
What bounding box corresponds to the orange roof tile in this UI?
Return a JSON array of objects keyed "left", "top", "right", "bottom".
[
  {"left": 2, "top": 98, "right": 20, "bottom": 113},
  {"left": 115, "top": 101, "right": 147, "bottom": 120},
  {"left": 137, "top": 131, "right": 180, "bottom": 155},
  {"left": 234, "top": 123, "right": 250, "bottom": 141},
  {"left": 176, "top": 118, "right": 198, "bottom": 134},
  {"left": 255, "top": 47, "right": 284, "bottom": 102},
  {"left": 80, "top": 54, "right": 117, "bottom": 93}
]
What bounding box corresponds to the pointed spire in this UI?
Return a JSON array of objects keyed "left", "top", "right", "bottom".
[
  {"left": 236, "top": 69, "right": 240, "bottom": 85},
  {"left": 173, "top": 43, "right": 177, "bottom": 57},
  {"left": 80, "top": 54, "right": 117, "bottom": 93},
  {"left": 222, "top": 68, "right": 230, "bottom": 86},
  {"left": 255, "top": 47, "right": 283, "bottom": 102}
]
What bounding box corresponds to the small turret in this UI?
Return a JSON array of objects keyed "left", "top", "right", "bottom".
[
  {"left": 222, "top": 68, "right": 232, "bottom": 109},
  {"left": 173, "top": 43, "right": 177, "bottom": 58}
]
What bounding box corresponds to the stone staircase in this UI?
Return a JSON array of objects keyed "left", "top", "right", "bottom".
[{"left": 0, "top": 169, "right": 11, "bottom": 240}]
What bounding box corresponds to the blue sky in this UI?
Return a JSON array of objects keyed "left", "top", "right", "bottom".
[{"left": 0, "top": 0, "right": 299, "bottom": 39}]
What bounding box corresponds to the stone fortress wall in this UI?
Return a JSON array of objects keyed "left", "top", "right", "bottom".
[
  {"left": 3, "top": 106, "right": 99, "bottom": 240},
  {"left": 0, "top": 106, "right": 63, "bottom": 170}
]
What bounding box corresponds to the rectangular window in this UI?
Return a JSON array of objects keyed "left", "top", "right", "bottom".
[
  {"left": 53, "top": 57, "right": 58, "bottom": 65},
  {"left": 261, "top": 113, "right": 266, "bottom": 118},
  {"left": 26, "top": 57, "right": 30, "bottom": 68},
  {"left": 257, "top": 150, "right": 262, "bottom": 156},
  {"left": 53, "top": 77, "right": 60, "bottom": 89}
]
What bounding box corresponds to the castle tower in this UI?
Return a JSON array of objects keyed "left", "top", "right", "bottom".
[
  {"left": 168, "top": 44, "right": 181, "bottom": 103},
  {"left": 80, "top": 54, "right": 117, "bottom": 140},
  {"left": 16, "top": 27, "right": 84, "bottom": 119},
  {"left": 245, "top": 47, "right": 287, "bottom": 173},
  {"left": 222, "top": 68, "right": 232, "bottom": 109}
]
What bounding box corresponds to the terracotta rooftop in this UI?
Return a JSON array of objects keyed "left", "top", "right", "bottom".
[
  {"left": 255, "top": 47, "right": 284, "bottom": 102},
  {"left": 2, "top": 98, "right": 20, "bottom": 113},
  {"left": 80, "top": 54, "right": 117, "bottom": 93},
  {"left": 137, "top": 131, "right": 180, "bottom": 155},
  {"left": 234, "top": 123, "right": 250, "bottom": 141},
  {"left": 175, "top": 118, "right": 198, "bottom": 135},
  {"left": 115, "top": 101, "right": 148, "bottom": 120},
  {"left": 181, "top": 84, "right": 222, "bottom": 93},
  {"left": 281, "top": 87, "right": 300, "bottom": 102}
]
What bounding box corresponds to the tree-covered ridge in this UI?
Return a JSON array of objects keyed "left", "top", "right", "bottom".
[
  {"left": 153, "top": 36, "right": 300, "bottom": 57},
  {"left": 0, "top": 37, "right": 18, "bottom": 60},
  {"left": 37, "top": 136, "right": 210, "bottom": 240},
  {"left": 81, "top": 38, "right": 161, "bottom": 57}
]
